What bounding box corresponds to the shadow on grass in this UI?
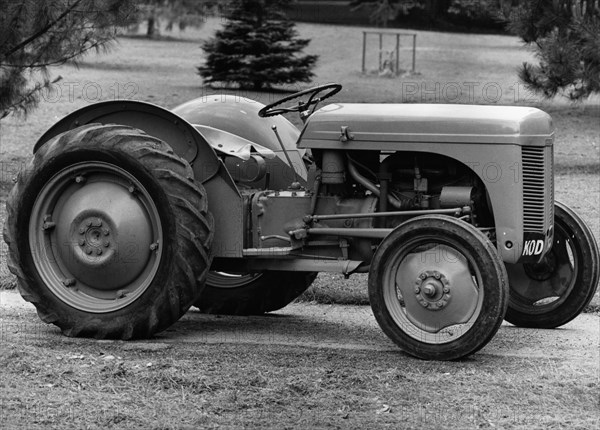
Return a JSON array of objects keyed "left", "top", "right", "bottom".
[
  {"left": 555, "top": 163, "right": 600, "bottom": 175},
  {"left": 297, "top": 286, "right": 369, "bottom": 306},
  {"left": 75, "top": 61, "right": 153, "bottom": 72},
  {"left": 118, "top": 33, "right": 200, "bottom": 43},
  {"left": 202, "top": 84, "right": 301, "bottom": 94}
]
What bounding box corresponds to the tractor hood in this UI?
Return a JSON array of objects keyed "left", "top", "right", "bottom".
[{"left": 298, "top": 103, "right": 554, "bottom": 148}]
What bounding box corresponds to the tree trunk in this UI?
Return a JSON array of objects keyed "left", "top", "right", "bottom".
[
  {"left": 424, "top": 0, "right": 450, "bottom": 19},
  {"left": 147, "top": 16, "right": 158, "bottom": 38}
]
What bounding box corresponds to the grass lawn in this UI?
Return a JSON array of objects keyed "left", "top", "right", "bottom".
[{"left": 1, "top": 18, "right": 599, "bottom": 302}]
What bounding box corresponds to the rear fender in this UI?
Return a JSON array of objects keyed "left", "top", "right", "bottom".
[{"left": 33, "top": 100, "right": 245, "bottom": 258}]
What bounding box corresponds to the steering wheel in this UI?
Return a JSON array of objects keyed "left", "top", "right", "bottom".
[{"left": 258, "top": 83, "right": 342, "bottom": 118}]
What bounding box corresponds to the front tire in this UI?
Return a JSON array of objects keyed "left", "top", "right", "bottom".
[
  {"left": 369, "top": 216, "right": 508, "bottom": 361},
  {"left": 505, "top": 202, "right": 599, "bottom": 328},
  {"left": 3, "top": 124, "right": 213, "bottom": 339}
]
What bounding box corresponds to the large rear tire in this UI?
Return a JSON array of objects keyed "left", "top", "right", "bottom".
[
  {"left": 196, "top": 271, "right": 317, "bottom": 315},
  {"left": 3, "top": 124, "right": 213, "bottom": 339},
  {"left": 505, "top": 202, "right": 599, "bottom": 328},
  {"left": 369, "top": 216, "right": 508, "bottom": 361}
]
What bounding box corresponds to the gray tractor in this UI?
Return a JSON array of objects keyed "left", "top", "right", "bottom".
[{"left": 4, "top": 83, "right": 599, "bottom": 360}]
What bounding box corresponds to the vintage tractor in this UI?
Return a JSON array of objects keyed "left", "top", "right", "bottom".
[{"left": 4, "top": 83, "right": 599, "bottom": 360}]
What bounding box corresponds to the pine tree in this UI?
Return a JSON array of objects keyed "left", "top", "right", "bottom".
[
  {"left": 0, "top": 0, "right": 136, "bottom": 119},
  {"left": 508, "top": 0, "right": 600, "bottom": 100},
  {"left": 197, "top": 0, "right": 318, "bottom": 90}
]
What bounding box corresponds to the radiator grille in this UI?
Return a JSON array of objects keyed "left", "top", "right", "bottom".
[{"left": 522, "top": 146, "right": 553, "bottom": 232}]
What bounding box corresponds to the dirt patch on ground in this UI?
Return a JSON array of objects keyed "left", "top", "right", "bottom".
[{"left": 1, "top": 293, "right": 599, "bottom": 429}]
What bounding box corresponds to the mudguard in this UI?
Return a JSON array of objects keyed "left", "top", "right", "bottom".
[
  {"left": 33, "top": 100, "right": 223, "bottom": 182},
  {"left": 172, "top": 95, "right": 309, "bottom": 189}
]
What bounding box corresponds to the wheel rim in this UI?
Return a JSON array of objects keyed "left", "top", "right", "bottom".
[
  {"left": 382, "top": 238, "right": 484, "bottom": 345},
  {"left": 207, "top": 271, "right": 262, "bottom": 289},
  {"left": 29, "top": 162, "right": 163, "bottom": 313},
  {"left": 506, "top": 221, "right": 576, "bottom": 314}
]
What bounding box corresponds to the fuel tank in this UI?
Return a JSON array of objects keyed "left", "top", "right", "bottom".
[{"left": 172, "top": 95, "right": 309, "bottom": 188}]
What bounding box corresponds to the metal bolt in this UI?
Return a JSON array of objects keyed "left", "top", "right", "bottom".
[
  {"left": 102, "top": 228, "right": 110, "bottom": 236},
  {"left": 414, "top": 287, "right": 421, "bottom": 294},
  {"left": 434, "top": 272, "right": 441, "bottom": 279},
  {"left": 85, "top": 247, "right": 92, "bottom": 255},
  {"left": 95, "top": 219, "right": 102, "bottom": 227},
  {"left": 42, "top": 221, "right": 56, "bottom": 231},
  {"left": 423, "top": 284, "right": 436, "bottom": 296},
  {"left": 79, "top": 227, "right": 86, "bottom": 234},
  {"left": 75, "top": 176, "right": 86, "bottom": 184},
  {"left": 421, "top": 301, "right": 429, "bottom": 308},
  {"left": 437, "top": 302, "right": 444, "bottom": 308},
  {"left": 150, "top": 243, "right": 159, "bottom": 251},
  {"left": 78, "top": 239, "right": 85, "bottom": 246},
  {"left": 86, "top": 220, "right": 92, "bottom": 227},
  {"left": 103, "top": 240, "right": 110, "bottom": 247},
  {"left": 420, "top": 273, "right": 427, "bottom": 280},
  {"left": 62, "top": 278, "right": 76, "bottom": 287},
  {"left": 96, "top": 248, "right": 102, "bottom": 255},
  {"left": 443, "top": 287, "right": 450, "bottom": 294}
]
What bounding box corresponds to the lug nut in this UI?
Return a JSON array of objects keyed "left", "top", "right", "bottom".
[
  {"left": 79, "top": 227, "right": 86, "bottom": 234},
  {"left": 86, "top": 220, "right": 92, "bottom": 227},
  {"left": 414, "top": 287, "right": 421, "bottom": 294},
  {"left": 85, "top": 247, "right": 92, "bottom": 255},
  {"left": 102, "top": 228, "right": 110, "bottom": 236},
  {"left": 62, "top": 278, "right": 76, "bottom": 287},
  {"left": 437, "top": 302, "right": 444, "bottom": 308},
  {"left": 96, "top": 249, "right": 102, "bottom": 255},
  {"left": 443, "top": 287, "right": 450, "bottom": 294},
  {"left": 128, "top": 186, "right": 135, "bottom": 193},
  {"left": 420, "top": 273, "right": 427, "bottom": 280},
  {"left": 103, "top": 240, "right": 110, "bottom": 247},
  {"left": 434, "top": 272, "right": 441, "bottom": 279},
  {"left": 78, "top": 239, "right": 85, "bottom": 246},
  {"left": 42, "top": 220, "right": 56, "bottom": 230}
]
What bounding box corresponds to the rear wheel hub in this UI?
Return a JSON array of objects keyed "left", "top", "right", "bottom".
[{"left": 29, "top": 162, "right": 162, "bottom": 313}]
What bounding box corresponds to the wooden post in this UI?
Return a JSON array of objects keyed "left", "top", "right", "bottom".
[
  {"left": 362, "top": 32, "right": 366, "bottom": 74},
  {"left": 378, "top": 33, "right": 383, "bottom": 71},
  {"left": 395, "top": 34, "right": 400, "bottom": 75},
  {"left": 412, "top": 34, "right": 417, "bottom": 73}
]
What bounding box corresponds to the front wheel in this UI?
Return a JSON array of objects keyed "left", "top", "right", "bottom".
[
  {"left": 196, "top": 271, "right": 317, "bottom": 315},
  {"left": 505, "top": 202, "right": 599, "bottom": 328},
  {"left": 369, "top": 216, "right": 508, "bottom": 361},
  {"left": 3, "top": 124, "right": 214, "bottom": 339}
]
